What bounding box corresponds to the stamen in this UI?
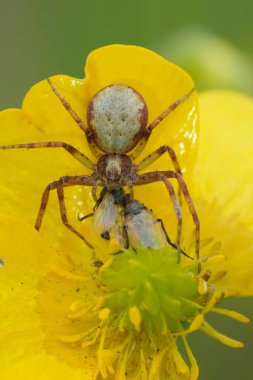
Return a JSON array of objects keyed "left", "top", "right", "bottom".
[
  {"left": 99, "top": 349, "right": 115, "bottom": 377},
  {"left": 172, "top": 345, "right": 190, "bottom": 375},
  {"left": 93, "top": 296, "right": 105, "bottom": 310},
  {"left": 202, "top": 295, "right": 217, "bottom": 313},
  {"left": 82, "top": 326, "right": 101, "bottom": 348},
  {"left": 115, "top": 338, "right": 131, "bottom": 380},
  {"left": 100, "top": 257, "right": 114, "bottom": 272},
  {"left": 175, "top": 296, "right": 217, "bottom": 336},
  {"left": 129, "top": 306, "right": 142, "bottom": 332},
  {"left": 197, "top": 278, "right": 208, "bottom": 294},
  {"left": 189, "top": 314, "right": 204, "bottom": 333},
  {"left": 60, "top": 331, "right": 88, "bottom": 344},
  {"left": 200, "top": 321, "right": 244, "bottom": 348},
  {"left": 182, "top": 337, "right": 199, "bottom": 380},
  {"left": 149, "top": 346, "right": 167, "bottom": 377},
  {"left": 99, "top": 307, "right": 111, "bottom": 321},
  {"left": 139, "top": 349, "right": 148, "bottom": 380},
  {"left": 50, "top": 264, "right": 89, "bottom": 281},
  {"left": 211, "top": 307, "right": 249, "bottom": 323},
  {"left": 67, "top": 302, "right": 93, "bottom": 319}
]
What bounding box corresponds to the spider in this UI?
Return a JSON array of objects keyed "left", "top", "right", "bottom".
[{"left": 0, "top": 79, "right": 199, "bottom": 264}]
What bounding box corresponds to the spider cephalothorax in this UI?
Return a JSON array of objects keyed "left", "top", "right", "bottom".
[
  {"left": 96, "top": 153, "right": 134, "bottom": 189},
  {"left": 0, "top": 80, "right": 200, "bottom": 267}
]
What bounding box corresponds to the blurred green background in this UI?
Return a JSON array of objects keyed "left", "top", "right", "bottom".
[{"left": 1, "top": 1, "right": 253, "bottom": 379}]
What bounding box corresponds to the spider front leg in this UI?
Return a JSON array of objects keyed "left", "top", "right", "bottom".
[
  {"left": 132, "top": 173, "right": 183, "bottom": 263},
  {"left": 136, "top": 145, "right": 182, "bottom": 174},
  {"left": 135, "top": 145, "right": 183, "bottom": 203},
  {"left": 35, "top": 175, "right": 95, "bottom": 249},
  {"left": 47, "top": 79, "right": 102, "bottom": 158}
]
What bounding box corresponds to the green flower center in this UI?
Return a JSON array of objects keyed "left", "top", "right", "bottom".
[{"left": 101, "top": 248, "right": 200, "bottom": 334}]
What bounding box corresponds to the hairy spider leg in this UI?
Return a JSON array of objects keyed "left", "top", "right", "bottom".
[
  {"left": 47, "top": 78, "right": 102, "bottom": 158},
  {"left": 0, "top": 141, "right": 95, "bottom": 169},
  {"left": 130, "top": 87, "right": 195, "bottom": 160},
  {"left": 131, "top": 173, "right": 183, "bottom": 262},
  {"left": 135, "top": 144, "right": 184, "bottom": 204},
  {"left": 136, "top": 145, "right": 182, "bottom": 173},
  {"left": 133, "top": 170, "right": 200, "bottom": 270},
  {"left": 56, "top": 185, "right": 94, "bottom": 247},
  {"left": 35, "top": 175, "right": 95, "bottom": 249}
]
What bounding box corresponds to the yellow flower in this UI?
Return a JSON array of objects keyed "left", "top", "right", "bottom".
[{"left": 0, "top": 45, "right": 253, "bottom": 379}]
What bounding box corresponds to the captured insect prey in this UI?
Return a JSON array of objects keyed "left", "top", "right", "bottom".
[
  {"left": 0, "top": 79, "right": 199, "bottom": 265},
  {"left": 79, "top": 188, "right": 192, "bottom": 259}
]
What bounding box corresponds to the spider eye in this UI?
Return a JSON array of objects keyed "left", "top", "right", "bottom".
[{"left": 87, "top": 84, "right": 148, "bottom": 154}]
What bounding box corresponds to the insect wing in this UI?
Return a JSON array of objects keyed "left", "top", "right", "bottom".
[
  {"left": 126, "top": 210, "right": 167, "bottom": 249},
  {"left": 92, "top": 193, "right": 119, "bottom": 234},
  {"left": 111, "top": 211, "right": 125, "bottom": 246}
]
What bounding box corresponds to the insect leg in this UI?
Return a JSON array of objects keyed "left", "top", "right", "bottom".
[
  {"left": 156, "top": 218, "right": 192, "bottom": 259},
  {"left": 78, "top": 213, "right": 94, "bottom": 221},
  {"left": 123, "top": 225, "right": 130, "bottom": 249}
]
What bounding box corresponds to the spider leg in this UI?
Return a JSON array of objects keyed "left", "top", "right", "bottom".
[
  {"left": 35, "top": 175, "right": 94, "bottom": 249},
  {"left": 47, "top": 79, "right": 102, "bottom": 158},
  {"left": 132, "top": 173, "right": 183, "bottom": 263},
  {"left": 130, "top": 87, "right": 195, "bottom": 160},
  {"left": 135, "top": 144, "right": 183, "bottom": 203},
  {"left": 57, "top": 185, "right": 93, "bottom": 248},
  {"left": 136, "top": 145, "right": 182, "bottom": 174},
  {"left": 0, "top": 141, "right": 94, "bottom": 169},
  {"left": 134, "top": 170, "right": 200, "bottom": 269}
]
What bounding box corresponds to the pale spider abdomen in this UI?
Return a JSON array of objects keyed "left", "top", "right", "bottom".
[{"left": 87, "top": 84, "right": 148, "bottom": 154}]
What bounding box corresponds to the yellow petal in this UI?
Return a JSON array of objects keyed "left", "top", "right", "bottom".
[
  {"left": 194, "top": 91, "right": 253, "bottom": 295},
  {"left": 23, "top": 75, "right": 90, "bottom": 149},
  {"left": 0, "top": 214, "right": 98, "bottom": 379}
]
